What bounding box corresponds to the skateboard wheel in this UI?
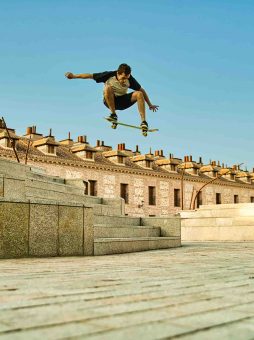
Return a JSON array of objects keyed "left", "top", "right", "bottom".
[
  {"left": 112, "top": 124, "right": 117, "bottom": 129},
  {"left": 142, "top": 131, "right": 147, "bottom": 137}
]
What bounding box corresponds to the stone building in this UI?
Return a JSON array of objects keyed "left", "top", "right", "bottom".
[{"left": 1, "top": 119, "right": 254, "bottom": 217}]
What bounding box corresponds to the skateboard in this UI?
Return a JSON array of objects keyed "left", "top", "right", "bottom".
[{"left": 104, "top": 117, "right": 158, "bottom": 137}]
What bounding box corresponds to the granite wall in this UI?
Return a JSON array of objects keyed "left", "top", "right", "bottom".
[{"left": 0, "top": 198, "right": 93, "bottom": 259}]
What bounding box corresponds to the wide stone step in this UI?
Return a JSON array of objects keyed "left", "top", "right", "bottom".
[
  {"left": 199, "top": 203, "right": 254, "bottom": 210},
  {"left": 94, "top": 225, "right": 161, "bottom": 238},
  {"left": 26, "top": 191, "right": 102, "bottom": 205},
  {"left": 181, "top": 216, "right": 254, "bottom": 227},
  {"left": 181, "top": 217, "right": 229, "bottom": 227},
  {"left": 92, "top": 204, "right": 122, "bottom": 216},
  {"left": 28, "top": 169, "right": 64, "bottom": 183},
  {"left": 25, "top": 195, "right": 120, "bottom": 215},
  {"left": 94, "top": 215, "right": 141, "bottom": 226},
  {"left": 25, "top": 178, "right": 84, "bottom": 195},
  {"left": 182, "top": 226, "right": 254, "bottom": 241},
  {"left": 181, "top": 206, "right": 254, "bottom": 218},
  {"left": 180, "top": 209, "right": 254, "bottom": 219},
  {"left": 0, "top": 158, "right": 28, "bottom": 177},
  {"left": 94, "top": 237, "right": 181, "bottom": 255}
]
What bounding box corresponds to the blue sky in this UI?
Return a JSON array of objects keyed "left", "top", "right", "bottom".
[{"left": 1, "top": 0, "right": 253, "bottom": 170}]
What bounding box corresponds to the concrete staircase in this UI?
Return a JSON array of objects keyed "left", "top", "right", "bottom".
[
  {"left": 181, "top": 203, "right": 254, "bottom": 241},
  {"left": 93, "top": 213, "right": 180, "bottom": 255},
  {"left": 0, "top": 157, "right": 123, "bottom": 211},
  {"left": 0, "top": 158, "right": 181, "bottom": 257}
]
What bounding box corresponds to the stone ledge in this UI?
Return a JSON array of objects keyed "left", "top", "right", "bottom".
[{"left": 0, "top": 199, "right": 94, "bottom": 258}]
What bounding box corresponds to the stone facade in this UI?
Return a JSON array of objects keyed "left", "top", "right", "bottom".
[
  {"left": 1, "top": 121, "right": 254, "bottom": 217},
  {"left": 0, "top": 198, "right": 94, "bottom": 258}
]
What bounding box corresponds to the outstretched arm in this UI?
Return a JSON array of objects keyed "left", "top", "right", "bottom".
[
  {"left": 65, "top": 72, "right": 93, "bottom": 79},
  {"left": 140, "top": 88, "right": 159, "bottom": 112}
]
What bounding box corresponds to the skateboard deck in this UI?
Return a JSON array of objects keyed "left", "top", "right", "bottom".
[{"left": 104, "top": 117, "right": 158, "bottom": 137}]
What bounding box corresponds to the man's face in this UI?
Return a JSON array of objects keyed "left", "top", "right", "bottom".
[{"left": 117, "top": 72, "right": 130, "bottom": 85}]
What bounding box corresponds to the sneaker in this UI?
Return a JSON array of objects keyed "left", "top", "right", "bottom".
[
  {"left": 108, "top": 113, "right": 118, "bottom": 122},
  {"left": 140, "top": 120, "right": 148, "bottom": 130}
]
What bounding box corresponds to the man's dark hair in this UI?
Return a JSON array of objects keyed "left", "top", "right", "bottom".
[{"left": 117, "top": 63, "right": 131, "bottom": 75}]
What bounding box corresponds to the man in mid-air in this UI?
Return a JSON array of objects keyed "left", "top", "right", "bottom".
[{"left": 65, "top": 63, "right": 159, "bottom": 131}]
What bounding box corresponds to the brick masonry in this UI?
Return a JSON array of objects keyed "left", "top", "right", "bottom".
[
  {"left": 20, "top": 160, "right": 254, "bottom": 217},
  {"left": 1, "top": 125, "right": 254, "bottom": 217}
]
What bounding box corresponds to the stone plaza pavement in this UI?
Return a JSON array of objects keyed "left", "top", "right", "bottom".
[{"left": 0, "top": 243, "right": 254, "bottom": 339}]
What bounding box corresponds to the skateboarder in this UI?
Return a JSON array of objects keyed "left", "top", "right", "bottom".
[{"left": 65, "top": 63, "right": 159, "bottom": 131}]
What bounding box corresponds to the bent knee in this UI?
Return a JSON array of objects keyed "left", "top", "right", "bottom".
[{"left": 135, "top": 90, "right": 144, "bottom": 100}]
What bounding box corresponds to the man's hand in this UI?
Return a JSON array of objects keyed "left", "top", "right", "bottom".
[
  {"left": 149, "top": 105, "right": 159, "bottom": 112},
  {"left": 65, "top": 72, "right": 74, "bottom": 79}
]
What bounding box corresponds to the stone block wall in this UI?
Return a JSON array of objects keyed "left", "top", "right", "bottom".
[
  {"left": 141, "top": 216, "right": 181, "bottom": 238},
  {"left": 0, "top": 198, "right": 93, "bottom": 259},
  {"left": 0, "top": 175, "right": 3, "bottom": 197}
]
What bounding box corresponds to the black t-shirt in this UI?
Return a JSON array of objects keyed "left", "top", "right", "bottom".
[{"left": 93, "top": 71, "right": 141, "bottom": 91}]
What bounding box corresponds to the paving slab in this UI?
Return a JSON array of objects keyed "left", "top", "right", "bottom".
[{"left": 0, "top": 242, "right": 254, "bottom": 339}]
